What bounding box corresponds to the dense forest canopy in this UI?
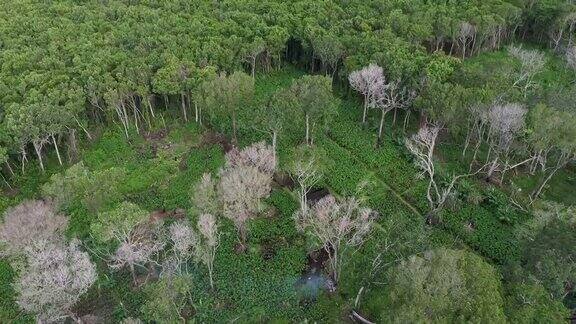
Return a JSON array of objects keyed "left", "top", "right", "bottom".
[{"left": 0, "top": 0, "right": 575, "bottom": 323}]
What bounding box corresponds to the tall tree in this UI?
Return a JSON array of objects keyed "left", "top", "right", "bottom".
[
  {"left": 15, "top": 240, "right": 97, "bottom": 323},
  {"left": 528, "top": 104, "right": 576, "bottom": 201},
  {"left": 349, "top": 64, "right": 386, "bottom": 124},
  {"left": 0, "top": 200, "right": 68, "bottom": 258},
  {"left": 91, "top": 202, "right": 165, "bottom": 284},
  {"left": 168, "top": 214, "right": 219, "bottom": 289},
  {"left": 375, "top": 248, "right": 507, "bottom": 323},
  {"left": 198, "top": 71, "right": 254, "bottom": 144},
  {"left": 290, "top": 75, "right": 339, "bottom": 146},
  {"left": 294, "top": 194, "right": 376, "bottom": 283},
  {"left": 405, "top": 123, "right": 484, "bottom": 215}
]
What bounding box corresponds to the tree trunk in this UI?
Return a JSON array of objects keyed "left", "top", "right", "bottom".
[
  {"left": 5, "top": 161, "right": 14, "bottom": 177},
  {"left": 20, "top": 150, "right": 27, "bottom": 174},
  {"left": 251, "top": 57, "right": 256, "bottom": 78},
  {"left": 377, "top": 110, "right": 387, "bottom": 147},
  {"left": 33, "top": 141, "right": 45, "bottom": 172},
  {"left": 232, "top": 109, "right": 238, "bottom": 145},
  {"left": 147, "top": 96, "right": 156, "bottom": 119},
  {"left": 305, "top": 113, "right": 310, "bottom": 146},
  {"left": 0, "top": 172, "right": 12, "bottom": 190},
  {"left": 181, "top": 93, "right": 188, "bottom": 122},
  {"left": 133, "top": 104, "right": 140, "bottom": 134},
  {"left": 75, "top": 117, "right": 92, "bottom": 140},
  {"left": 208, "top": 263, "right": 214, "bottom": 289},
  {"left": 418, "top": 111, "right": 427, "bottom": 129},
  {"left": 329, "top": 245, "right": 339, "bottom": 283},
  {"left": 272, "top": 131, "right": 277, "bottom": 154},
  {"left": 531, "top": 162, "right": 565, "bottom": 201},
  {"left": 362, "top": 97, "right": 368, "bottom": 124},
  {"left": 163, "top": 95, "right": 169, "bottom": 110},
  {"left": 403, "top": 110, "right": 411, "bottom": 133},
  {"left": 68, "top": 129, "right": 79, "bottom": 163},
  {"left": 130, "top": 264, "right": 137, "bottom": 286},
  {"left": 194, "top": 102, "right": 199, "bottom": 123},
  {"left": 52, "top": 134, "right": 63, "bottom": 166},
  {"left": 120, "top": 102, "right": 130, "bottom": 138}
]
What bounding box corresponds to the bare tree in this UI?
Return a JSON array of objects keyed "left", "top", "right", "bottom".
[
  {"left": 458, "top": 22, "right": 476, "bottom": 59},
  {"left": 192, "top": 173, "right": 220, "bottom": 216},
  {"left": 108, "top": 222, "right": 165, "bottom": 285},
  {"left": 349, "top": 64, "right": 386, "bottom": 124},
  {"left": 167, "top": 214, "right": 219, "bottom": 288},
  {"left": 92, "top": 202, "right": 165, "bottom": 285},
  {"left": 508, "top": 45, "right": 546, "bottom": 95},
  {"left": 373, "top": 80, "right": 416, "bottom": 147},
  {"left": 0, "top": 200, "right": 68, "bottom": 258},
  {"left": 484, "top": 103, "right": 528, "bottom": 181},
  {"left": 244, "top": 38, "right": 266, "bottom": 78},
  {"left": 405, "top": 124, "right": 484, "bottom": 214},
  {"left": 528, "top": 105, "right": 576, "bottom": 202},
  {"left": 290, "top": 148, "right": 323, "bottom": 214},
  {"left": 565, "top": 46, "right": 576, "bottom": 77},
  {"left": 549, "top": 12, "right": 576, "bottom": 50},
  {"left": 121, "top": 318, "right": 144, "bottom": 324},
  {"left": 225, "top": 141, "right": 277, "bottom": 175},
  {"left": 168, "top": 221, "right": 197, "bottom": 274},
  {"left": 196, "top": 213, "right": 219, "bottom": 289},
  {"left": 219, "top": 164, "right": 272, "bottom": 245},
  {"left": 15, "top": 239, "right": 96, "bottom": 323},
  {"left": 295, "top": 195, "right": 376, "bottom": 284},
  {"left": 462, "top": 104, "right": 489, "bottom": 163}
]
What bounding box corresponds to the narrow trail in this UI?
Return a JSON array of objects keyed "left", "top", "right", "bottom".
[{"left": 325, "top": 135, "right": 423, "bottom": 218}]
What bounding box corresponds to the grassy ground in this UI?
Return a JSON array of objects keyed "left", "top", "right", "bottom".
[{"left": 0, "top": 60, "right": 573, "bottom": 321}]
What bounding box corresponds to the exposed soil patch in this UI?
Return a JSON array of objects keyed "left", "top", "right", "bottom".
[
  {"left": 133, "top": 263, "right": 160, "bottom": 287},
  {"left": 73, "top": 292, "right": 116, "bottom": 324},
  {"left": 465, "top": 220, "right": 476, "bottom": 232},
  {"left": 234, "top": 242, "right": 247, "bottom": 254},
  {"left": 200, "top": 131, "right": 233, "bottom": 152},
  {"left": 179, "top": 130, "right": 232, "bottom": 171},
  {"left": 306, "top": 247, "right": 330, "bottom": 272},
  {"left": 260, "top": 239, "right": 277, "bottom": 261},
  {"left": 273, "top": 171, "right": 295, "bottom": 189},
  {"left": 425, "top": 212, "right": 441, "bottom": 226},
  {"left": 180, "top": 304, "right": 196, "bottom": 322},
  {"left": 149, "top": 208, "right": 186, "bottom": 223},
  {"left": 1, "top": 187, "right": 19, "bottom": 198},
  {"left": 306, "top": 187, "right": 330, "bottom": 205},
  {"left": 143, "top": 128, "right": 168, "bottom": 142},
  {"left": 139, "top": 128, "right": 170, "bottom": 158}
]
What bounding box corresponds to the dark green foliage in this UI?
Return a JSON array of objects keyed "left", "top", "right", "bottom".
[
  {"left": 440, "top": 205, "right": 523, "bottom": 264},
  {"left": 522, "top": 220, "right": 576, "bottom": 300},
  {"left": 364, "top": 248, "right": 507, "bottom": 323},
  {"left": 0, "top": 261, "right": 31, "bottom": 323},
  {"left": 504, "top": 266, "right": 570, "bottom": 323},
  {"left": 0, "top": 15, "right": 575, "bottom": 319}
]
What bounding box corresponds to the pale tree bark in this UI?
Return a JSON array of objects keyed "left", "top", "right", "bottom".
[
  {"left": 181, "top": 92, "right": 188, "bottom": 122},
  {"left": 51, "top": 134, "right": 63, "bottom": 166},
  {"left": 68, "top": 128, "right": 79, "bottom": 163},
  {"left": 305, "top": 113, "right": 310, "bottom": 146},
  {"left": 32, "top": 140, "right": 45, "bottom": 172}
]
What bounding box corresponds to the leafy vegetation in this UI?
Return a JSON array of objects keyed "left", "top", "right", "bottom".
[{"left": 0, "top": 0, "right": 575, "bottom": 322}]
